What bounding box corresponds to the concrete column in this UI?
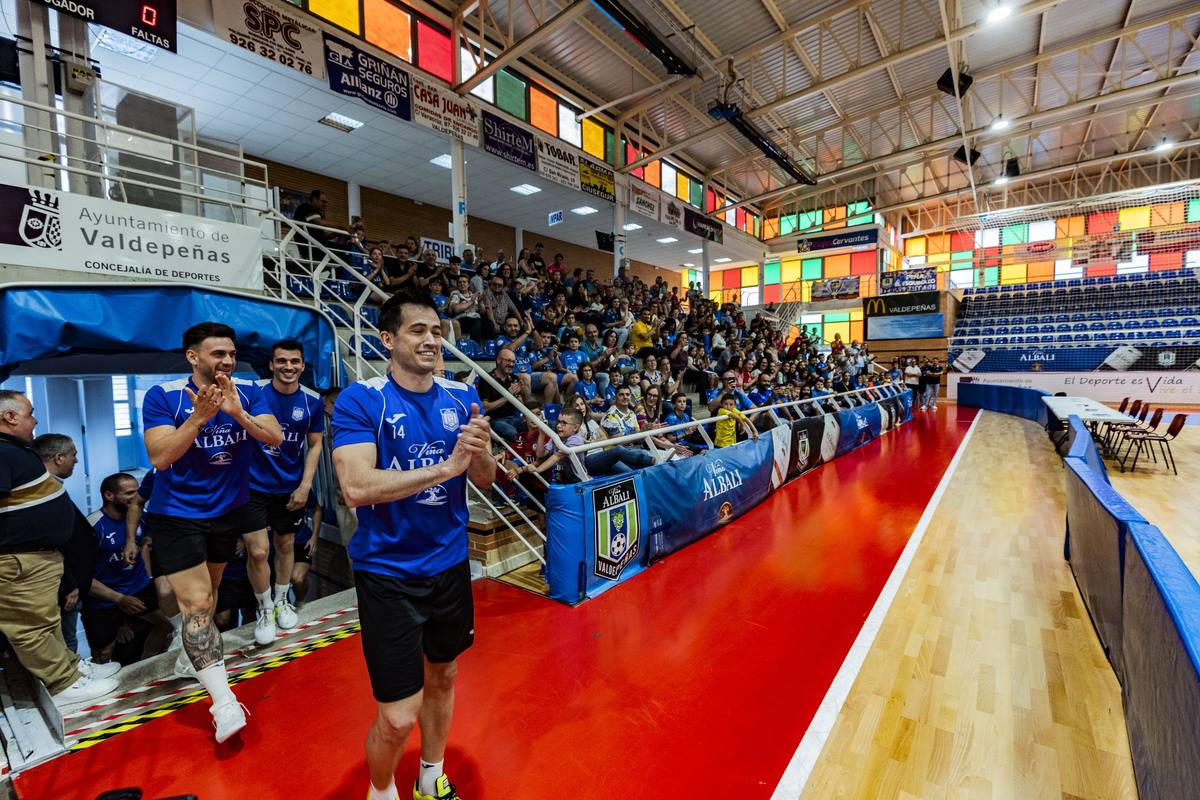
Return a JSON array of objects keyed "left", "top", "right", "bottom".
[
  {"left": 17, "top": 1, "right": 55, "bottom": 187},
  {"left": 701, "top": 239, "right": 711, "bottom": 301},
  {"left": 757, "top": 259, "right": 765, "bottom": 303},
  {"left": 347, "top": 182, "right": 362, "bottom": 220},
  {"left": 450, "top": 138, "right": 469, "bottom": 253},
  {"left": 515, "top": 227, "right": 523, "bottom": 257},
  {"left": 613, "top": 201, "right": 626, "bottom": 279}
]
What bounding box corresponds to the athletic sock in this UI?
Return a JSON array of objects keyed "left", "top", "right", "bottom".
[
  {"left": 418, "top": 761, "right": 444, "bottom": 796},
  {"left": 274, "top": 583, "right": 291, "bottom": 604},
  {"left": 167, "top": 612, "right": 183, "bottom": 636},
  {"left": 368, "top": 779, "right": 399, "bottom": 800},
  {"left": 196, "top": 661, "right": 236, "bottom": 706},
  {"left": 254, "top": 589, "right": 272, "bottom": 612}
]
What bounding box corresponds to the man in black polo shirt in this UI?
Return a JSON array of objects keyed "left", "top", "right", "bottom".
[
  {"left": 0, "top": 391, "right": 120, "bottom": 706},
  {"left": 292, "top": 189, "right": 352, "bottom": 262},
  {"left": 477, "top": 349, "right": 528, "bottom": 443}
]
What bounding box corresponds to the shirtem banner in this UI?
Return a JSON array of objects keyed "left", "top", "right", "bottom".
[
  {"left": 0, "top": 183, "right": 263, "bottom": 289},
  {"left": 481, "top": 110, "right": 535, "bottom": 171},
  {"left": 324, "top": 34, "right": 411, "bottom": 121}
]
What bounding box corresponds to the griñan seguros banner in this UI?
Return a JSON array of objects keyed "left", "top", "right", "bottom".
[{"left": 0, "top": 183, "right": 263, "bottom": 289}]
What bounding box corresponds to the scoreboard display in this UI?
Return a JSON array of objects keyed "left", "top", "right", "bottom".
[{"left": 34, "top": 0, "right": 178, "bottom": 53}]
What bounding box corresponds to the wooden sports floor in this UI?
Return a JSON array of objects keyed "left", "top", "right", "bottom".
[{"left": 14, "top": 406, "right": 1146, "bottom": 799}]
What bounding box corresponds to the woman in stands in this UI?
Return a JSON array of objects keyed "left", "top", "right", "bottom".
[
  {"left": 448, "top": 274, "right": 483, "bottom": 343},
  {"left": 574, "top": 363, "right": 605, "bottom": 413},
  {"left": 639, "top": 354, "right": 664, "bottom": 397},
  {"left": 403, "top": 235, "right": 419, "bottom": 255}
]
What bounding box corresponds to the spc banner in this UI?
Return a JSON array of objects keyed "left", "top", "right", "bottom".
[
  {"left": 867, "top": 313, "right": 944, "bottom": 340},
  {"left": 411, "top": 76, "right": 480, "bottom": 146},
  {"left": 684, "top": 208, "right": 722, "bottom": 243},
  {"left": 214, "top": 0, "right": 324, "bottom": 79},
  {"left": 879, "top": 267, "right": 937, "bottom": 294},
  {"left": 810, "top": 276, "right": 860, "bottom": 300},
  {"left": 642, "top": 437, "right": 776, "bottom": 561},
  {"left": 629, "top": 185, "right": 660, "bottom": 220},
  {"left": 0, "top": 183, "right": 262, "bottom": 289},
  {"left": 481, "top": 111, "right": 535, "bottom": 170},
  {"left": 948, "top": 372, "right": 1200, "bottom": 402},
  {"left": 579, "top": 157, "right": 615, "bottom": 203},
  {"left": 535, "top": 135, "right": 581, "bottom": 190},
  {"left": 324, "top": 34, "right": 411, "bottom": 121}
]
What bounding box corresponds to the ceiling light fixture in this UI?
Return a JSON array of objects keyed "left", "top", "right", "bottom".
[
  {"left": 991, "top": 115, "right": 1010, "bottom": 131},
  {"left": 683, "top": 262, "right": 695, "bottom": 267},
  {"left": 688, "top": 248, "right": 702, "bottom": 254},
  {"left": 987, "top": 2, "right": 1011, "bottom": 23},
  {"left": 430, "top": 154, "right": 453, "bottom": 168},
  {"left": 319, "top": 112, "right": 364, "bottom": 131},
  {"left": 1155, "top": 139, "right": 1174, "bottom": 152},
  {"left": 714, "top": 257, "right": 732, "bottom": 263},
  {"left": 994, "top": 157, "right": 1020, "bottom": 185},
  {"left": 657, "top": 236, "right": 678, "bottom": 243},
  {"left": 572, "top": 206, "right": 599, "bottom": 215},
  {"left": 622, "top": 223, "right": 643, "bottom": 230},
  {"left": 510, "top": 184, "right": 541, "bottom": 195}
]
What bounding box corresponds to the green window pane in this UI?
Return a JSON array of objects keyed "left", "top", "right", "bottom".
[
  {"left": 846, "top": 201, "right": 873, "bottom": 226},
  {"left": 806, "top": 324, "right": 822, "bottom": 340},
  {"left": 764, "top": 262, "right": 781, "bottom": 284},
  {"left": 688, "top": 178, "right": 703, "bottom": 209},
  {"left": 847, "top": 213, "right": 872, "bottom": 226},
  {"left": 779, "top": 215, "right": 797, "bottom": 235},
  {"left": 1188, "top": 198, "right": 1200, "bottom": 223},
  {"left": 984, "top": 266, "right": 999, "bottom": 286},
  {"left": 496, "top": 71, "right": 526, "bottom": 118},
  {"left": 951, "top": 250, "right": 974, "bottom": 266},
  {"left": 797, "top": 211, "right": 819, "bottom": 230},
  {"left": 801, "top": 258, "right": 823, "bottom": 280},
  {"left": 1001, "top": 224, "right": 1028, "bottom": 245},
  {"left": 824, "top": 312, "right": 850, "bottom": 323},
  {"left": 605, "top": 130, "right": 615, "bottom": 165}
]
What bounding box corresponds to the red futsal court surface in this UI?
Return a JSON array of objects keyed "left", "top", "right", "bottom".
[{"left": 16, "top": 407, "right": 977, "bottom": 800}]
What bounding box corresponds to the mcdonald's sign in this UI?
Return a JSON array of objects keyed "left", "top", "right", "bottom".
[{"left": 863, "top": 291, "right": 940, "bottom": 317}]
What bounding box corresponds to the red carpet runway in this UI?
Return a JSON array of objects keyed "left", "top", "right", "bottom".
[{"left": 16, "top": 407, "right": 976, "bottom": 800}]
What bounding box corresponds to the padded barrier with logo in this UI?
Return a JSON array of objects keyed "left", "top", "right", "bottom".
[
  {"left": 544, "top": 389, "right": 914, "bottom": 603},
  {"left": 956, "top": 381, "right": 1049, "bottom": 426},
  {"left": 964, "top": 383, "right": 1200, "bottom": 798}
]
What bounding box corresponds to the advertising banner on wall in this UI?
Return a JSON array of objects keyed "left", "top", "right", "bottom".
[
  {"left": 797, "top": 227, "right": 878, "bottom": 254},
  {"left": 948, "top": 372, "right": 1200, "bottom": 402},
  {"left": 684, "top": 208, "right": 722, "bottom": 243},
  {"left": 810, "top": 276, "right": 860, "bottom": 300},
  {"left": 535, "top": 135, "right": 582, "bottom": 190},
  {"left": 835, "top": 404, "right": 883, "bottom": 458},
  {"left": 579, "top": 157, "right": 615, "bottom": 203},
  {"left": 214, "top": 0, "right": 324, "bottom": 79},
  {"left": 863, "top": 291, "right": 939, "bottom": 317},
  {"left": 419, "top": 236, "right": 456, "bottom": 262},
  {"left": 878, "top": 267, "right": 937, "bottom": 294},
  {"left": 0, "top": 183, "right": 263, "bottom": 289},
  {"left": 659, "top": 197, "right": 686, "bottom": 230},
  {"left": 957, "top": 345, "right": 1200, "bottom": 374},
  {"left": 481, "top": 111, "right": 535, "bottom": 170},
  {"left": 411, "top": 76, "right": 479, "bottom": 146},
  {"left": 867, "top": 313, "right": 945, "bottom": 340},
  {"left": 629, "top": 185, "right": 660, "bottom": 220},
  {"left": 324, "top": 34, "right": 411, "bottom": 121}
]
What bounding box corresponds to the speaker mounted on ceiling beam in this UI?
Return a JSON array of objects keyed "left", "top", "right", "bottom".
[{"left": 937, "top": 68, "right": 973, "bottom": 97}]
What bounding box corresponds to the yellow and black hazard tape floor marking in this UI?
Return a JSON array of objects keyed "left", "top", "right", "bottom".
[{"left": 67, "top": 622, "right": 361, "bottom": 752}]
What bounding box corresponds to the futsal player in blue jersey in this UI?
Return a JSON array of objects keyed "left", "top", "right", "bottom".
[
  {"left": 333, "top": 287, "right": 496, "bottom": 800},
  {"left": 141, "top": 322, "right": 283, "bottom": 745},
  {"left": 243, "top": 340, "right": 325, "bottom": 645}
]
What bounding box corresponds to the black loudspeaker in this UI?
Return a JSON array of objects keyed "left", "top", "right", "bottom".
[
  {"left": 595, "top": 231, "right": 615, "bottom": 253},
  {"left": 952, "top": 145, "right": 981, "bottom": 165},
  {"left": 114, "top": 92, "right": 183, "bottom": 212},
  {"left": 0, "top": 38, "right": 19, "bottom": 85},
  {"left": 936, "top": 68, "right": 973, "bottom": 96}
]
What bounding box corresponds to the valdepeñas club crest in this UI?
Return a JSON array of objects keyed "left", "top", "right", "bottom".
[{"left": 593, "top": 477, "right": 639, "bottom": 581}]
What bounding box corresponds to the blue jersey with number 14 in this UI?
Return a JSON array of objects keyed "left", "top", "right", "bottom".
[
  {"left": 332, "top": 374, "right": 482, "bottom": 579},
  {"left": 249, "top": 381, "right": 325, "bottom": 493}
]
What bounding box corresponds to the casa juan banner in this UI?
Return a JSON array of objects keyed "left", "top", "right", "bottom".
[
  {"left": 324, "top": 34, "right": 410, "bottom": 121},
  {"left": 863, "top": 291, "right": 939, "bottom": 317}
]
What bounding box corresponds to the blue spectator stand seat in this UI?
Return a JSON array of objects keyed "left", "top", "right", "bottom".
[
  {"left": 482, "top": 339, "right": 498, "bottom": 358},
  {"left": 542, "top": 404, "right": 562, "bottom": 423},
  {"left": 352, "top": 334, "right": 388, "bottom": 360},
  {"left": 359, "top": 306, "right": 380, "bottom": 327},
  {"left": 287, "top": 276, "right": 314, "bottom": 298},
  {"left": 455, "top": 339, "right": 483, "bottom": 358},
  {"left": 322, "top": 305, "right": 352, "bottom": 326}
]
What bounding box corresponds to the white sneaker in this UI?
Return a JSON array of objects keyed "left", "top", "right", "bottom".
[
  {"left": 211, "top": 700, "right": 248, "bottom": 744},
  {"left": 78, "top": 658, "right": 121, "bottom": 680},
  {"left": 174, "top": 653, "right": 197, "bottom": 680},
  {"left": 254, "top": 608, "right": 276, "bottom": 645},
  {"left": 52, "top": 674, "right": 119, "bottom": 707},
  {"left": 274, "top": 600, "right": 298, "bottom": 630}
]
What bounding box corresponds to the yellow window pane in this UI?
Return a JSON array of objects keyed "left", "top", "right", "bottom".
[
  {"left": 825, "top": 322, "right": 850, "bottom": 344},
  {"left": 709, "top": 290, "right": 721, "bottom": 302},
  {"left": 800, "top": 282, "right": 812, "bottom": 302},
  {"left": 850, "top": 310, "right": 863, "bottom": 321},
  {"left": 1119, "top": 207, "right": 1151, "bottom": 231},
  {"left": 741, "top": 266, "right": 758, "bottom": 287},
  {"left": 904, "top": 237, "right": 926, "bottom": 257},
  {"left": 311, "top": 0, "right": 361, "bottom": 33},
  {"left": 1000, "top": 263, "right": 1027, "bottom": 284},
  {"left": 582, "top": 119, "right": 605, "bottom": 159},
  {"left": 927, "top": 252, "right": 949, "bottom": 264},
  {"left": 781, "top": 259, "right": 801, "bottom": 283},
  {"left": 676, "top": 172, "right": 689, "bottom": 200}
]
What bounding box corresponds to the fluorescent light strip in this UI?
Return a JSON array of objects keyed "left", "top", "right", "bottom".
[
  {"left": 657, "top": 237, "right": 678, "bottom": 243},
  {"left": 510, "top": 184, "right": 542, "bottom": 195},
  {"left": 572, "top": 206, "right": 599, "bottom": 215},
  {"left": 714, "top": 257, "right": 732, "bottom": 263},
  {"left": 430, "top": 154, "right": 453, "bottom": 168},
  {"left": 688, "top": 248, "right": 702, "bottom": 254},
  {"left": 320, "top": 112, "right": 364, "bottom": 131},
  {"left": 622, "top": 223, "right": 642, "bottom": 230}
]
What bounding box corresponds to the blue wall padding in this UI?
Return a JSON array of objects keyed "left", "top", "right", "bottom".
[
  {"left": 1066, "top": 415, "right": 1110, "bottom": 485},
  {"left": 1121, "top": 522, "right": 1200, "bottom": 800}
]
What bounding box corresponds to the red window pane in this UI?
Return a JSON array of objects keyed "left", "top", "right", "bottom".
[
  {"left": 707, "top": 188, "right": 717, "bottom": 212},
  {"left": 850, "top": 251, "right": 876, "bottom": 275},
  {"left": 416, "top": 21, "right": 452, "bottom": 82},
  {"left": 736, "top": 208, "right": 746, "bottom": 229},
  {"left": 724, "top": 269, "right": 741, "bottom": 288},
  {"left": 950, "top": 231, "right": 974, "bottom": 252},
  {"left": 764, "top": 284, "right": 781, "bottom": 304}
]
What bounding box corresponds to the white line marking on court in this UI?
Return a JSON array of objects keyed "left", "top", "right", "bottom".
[{"left": 770, "top": 410, "right": 983, "bottom": 800}]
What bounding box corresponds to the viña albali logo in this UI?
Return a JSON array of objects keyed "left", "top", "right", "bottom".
[{"left": 593, "top": 478, "right": 639, "bottom": 581}]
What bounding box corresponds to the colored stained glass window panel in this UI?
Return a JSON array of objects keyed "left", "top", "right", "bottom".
[
  {"left": 364, "top": 0, "right": 411, "bottom": 60},
  {"left": 904, "top": 237, "right": 926, "bottom": 257},
  {"left": 1188, "top": 199, "right": 1200, "bottom": 223},
  {"left": 709, "top": 290, "right": 721, "bottom": 302},
  {"left": 950, "top": 231, "right": 974, "bottom": 252},
  {"left": 847, "top": 201, "right": 872, "bottom": 226},
  {"left": 1088, "top": 211, "right": 1118, "bottom": 235},
  {"left": 824, "top": 312, "right": 849, "bottom": 323},
  {"left": 763, "top": 284, "right": 781, "bottom": 304},
  {"left": 850, "top": 251, "right": 875, "bottom": 275},
  {"left": 558, "top": 106, "right": 582, "bottom": 148},
  {"left": 974, "top": 229, "right": 1000, "bottom": 248},
  {"left": 644, "top": 160, "right": 661, "bottom": 188},
  {"left": 724, "top": 269, "right": 741, "bottom": 289},
  {"left": 1000, "top": 263, "right": 1026, "bottom": 284},
  {"left": 1057, "top": 216, "right": 1085, "bottom": 238},
  {"left": 741, "top": 266, "right": 758, "bottom": 287},
  {"left": 311, "top": 0, "right": 360, "bottom": 33},
  {"left": 1087, "top": 262, "right": 1117, "bottom": 277},
  {"left": 797, "top": 210, "right": 819, "bottom": 230},
  {"left": 740, "top": 287, "right": 760, "bottom": 306},
  {"left": 927, "top": 233, "right": 950, "bottom": 254},
  {"left": 949, "top": 269, "right": 974, "bottom": 289},
  {"left": 706, "top": 188, "right": 717, "bottom": 212},
  {"left": 676, "top": 172, "right": 689, "bottom": 200},
  {"left": 983, "top": 266, "right": 999, "bottom": 286},
  {"left": 529, "top": 86, "right": 557, "bottom": 134},
  {"left": 710, "top": 270, "right": 724, "bottom": 290},
  {"left": 582, "top": 118, "right": 605, "bottom": 159},
  {"left": 1027, "top": 261, "right": 1054, "bottom": 282},
  {"left": 1001, "top": 225, "right": 1028, "bottom": 245},
  {"left": 660, "top": 162, "right": 677, "bottom": 196},
  {"left": 1149, "top": 251, "right": 1183, "bottom": 271},
  {"left": 951, "top": 250, "right": 973, "bottom": 267},
  {"left": 780, "top": 215, "right": 797, "bottom": 235},
  {"left": 927, "top": 252, "right": 949, "bottom": 264},
  {"left": 1118, "top": 207, "right": 1151, "bottom": 231},
  {"left": 459, "top": 49, "right": 493, "bottom": 101},
  {"left": 1027, "top": 220, "right": 1056, "bottom": 242},
  {"left": 416, "top": 21, "right": 451, "bottom": 81},
  {"left": 763, "top": 217, "right": 779, "bottom": 239},
  {"left": 824, "top": 254, "right": 850, "bottom": 277},
  {"left": 781, "top": 260, "right": 801, "bottom": 283},
  {"left": 496, "top": 71, "right": 526, "bottom": 118},
  {"left": 689, "top": 179, "right": 703, "bottom": 209},
  {"left": 764, "top": 262, "right": 781, "bottom": 284},
  {"left": 801, "top": 258, "right": 823, "bottom": 280},
  {"left": 736, "top": 208, "right": 746, "bottom": 230},
  {"left": 605, "top": 130, "right": 615, "bottom": 164},
  {"left": 1151, "top": 203, "right": 1184, "bottom": 227}
]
